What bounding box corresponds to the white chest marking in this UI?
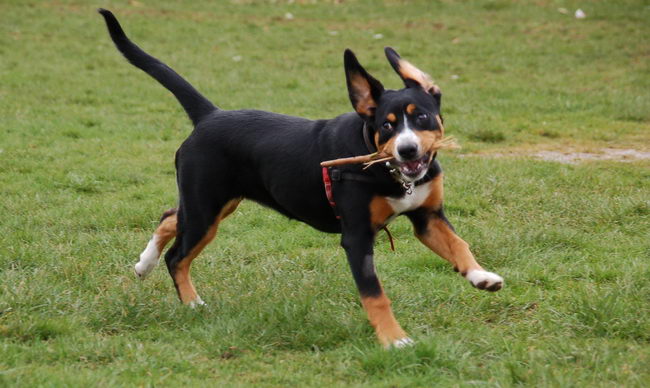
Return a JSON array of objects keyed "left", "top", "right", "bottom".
[{"left": 385, "top": 183, "right": 431, "bottom": 215}]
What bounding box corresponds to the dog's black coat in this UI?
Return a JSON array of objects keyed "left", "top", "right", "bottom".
[{"left": 99, "top": 9, "right": 445, "bottom": 303}]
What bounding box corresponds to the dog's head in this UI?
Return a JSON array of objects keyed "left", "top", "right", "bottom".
[{"left": 344, "top": 47, "right": 443, "bottom": 182}]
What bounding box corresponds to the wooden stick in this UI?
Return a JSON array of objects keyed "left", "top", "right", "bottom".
[
  {"left": 320, "top": 116, "right": 459, "bottom": 168},
  {"left": 320, "top": 153, "right": 379, "bottom": 167}
]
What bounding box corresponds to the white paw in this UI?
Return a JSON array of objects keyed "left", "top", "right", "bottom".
[
  {"left": 466, "top": 270, "right": 504, "bottom": 292},
  {"left": 134, "top": 259, "right": 159, "bottom": 279},
  {"left": 188, "top": 296, "right": 206, "bottom": 309},
  {"left": 388, "top": 337, "right": 414, "bottom": 349},
  {"left": 134, "top": 236, "right": 160, "bottom": 280}
]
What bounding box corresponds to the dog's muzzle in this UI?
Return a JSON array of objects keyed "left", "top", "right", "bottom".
[{"left": 392, "top": 152, "right": 431, "bottom": 181}]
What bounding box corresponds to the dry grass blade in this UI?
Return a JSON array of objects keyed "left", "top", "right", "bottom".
[{"left": 362, "top": 155, "right": 394, "bottom": 170}]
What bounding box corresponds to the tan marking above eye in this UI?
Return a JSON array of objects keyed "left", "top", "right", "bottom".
[
  {"left": 386, "top": 113, "right": 396, "bottom": 123},
  {"left": 406, "top": 104, "right": 417, "bottom": 115}
]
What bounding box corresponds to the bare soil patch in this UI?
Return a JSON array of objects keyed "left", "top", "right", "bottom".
[
  {"left": 462, "top": 148, "right": 650, "bottom": 164},
  {"left": 533, "top": 148, "right": 650, "bottom": 164}
]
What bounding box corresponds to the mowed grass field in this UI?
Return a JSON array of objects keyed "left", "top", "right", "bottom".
[{"left": 1, "top": 0, "right": 649, "bottom": 386}]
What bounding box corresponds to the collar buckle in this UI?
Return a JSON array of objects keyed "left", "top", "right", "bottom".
[{"left": 386, "top": 162, "right": 414, "bottom": 195}]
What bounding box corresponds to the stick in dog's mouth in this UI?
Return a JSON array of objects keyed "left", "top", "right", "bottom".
[{"left": 320, "top": 115, "right": 459, "bottom": 169}]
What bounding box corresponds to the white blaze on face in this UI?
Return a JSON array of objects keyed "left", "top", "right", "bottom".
[{"left": 393, "top": 114, "right": 422, "bottom": 162}]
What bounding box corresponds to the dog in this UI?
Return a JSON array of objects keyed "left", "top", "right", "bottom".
[{"left": 98, "top": 9, "right": 503, "bottom": 348}]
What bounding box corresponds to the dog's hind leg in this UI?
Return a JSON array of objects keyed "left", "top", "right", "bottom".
[
  {"left": 164, "top": 197, "right": 241, "bottom": 307},
  {"left": 135, "top": 208, "right": 178, "bottom": 280}
]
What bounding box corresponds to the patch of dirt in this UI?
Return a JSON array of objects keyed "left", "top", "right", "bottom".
[
  {"left": 533, "top": 148, "right": 650, "bottom": 164},
  {"left": 462, "top": 148, "right": 650, "bottom": 164}
]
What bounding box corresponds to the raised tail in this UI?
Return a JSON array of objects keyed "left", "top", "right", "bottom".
[{"left": 98, "top": 8, "right": 216, "bottom": 125}]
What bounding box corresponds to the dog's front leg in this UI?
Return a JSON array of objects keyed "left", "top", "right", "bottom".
[
  {"left": 341, "top": 226, "right": 412, "bottom": 348},
  {"left": 408, "top": 208, "right": 504, "bottom": 291}
]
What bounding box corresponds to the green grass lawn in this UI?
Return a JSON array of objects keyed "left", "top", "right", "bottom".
[{"left": 1, "top": 0, "right": 649, "bottom": 386}]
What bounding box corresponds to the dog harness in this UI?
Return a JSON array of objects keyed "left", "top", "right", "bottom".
[
  {"left": 321, "top": 123, "right": 439, "bottom": 252},
  {"left": 322, "top": 166, "right": 339, "bottom": 219},
  {"left": 322, "top": 164, "right": 396, "bottom": 251}
]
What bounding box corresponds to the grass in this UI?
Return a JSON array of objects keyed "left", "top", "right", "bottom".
[{"left": 1, "top": 0, "right": 649, "bottom": 386}]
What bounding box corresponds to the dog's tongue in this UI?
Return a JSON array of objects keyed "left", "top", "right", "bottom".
[
  {"left": 398, "top": 155, "right": 428, "bottom": 177},
  {"left": 404, "top": 160, "right": 420, "bottom": 170}
]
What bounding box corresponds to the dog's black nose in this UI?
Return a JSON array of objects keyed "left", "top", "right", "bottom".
[{"left": 397, "top": 144, "right": 418, "bottom": 160}]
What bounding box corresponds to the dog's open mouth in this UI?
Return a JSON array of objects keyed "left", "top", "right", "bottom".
[{"left": 394, "top": 153, "right": 431, "bottom": 180}]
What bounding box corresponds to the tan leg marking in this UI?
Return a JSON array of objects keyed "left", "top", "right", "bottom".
[
  {"left": 135, "top": 211, "right": 179, "bottom": 279},
  {"left": 418, "top": 221, "right": 503, "bottom": 290},
  {"left": 155, "top": 213, "right": 177, "bottom": 252},
  {"left": 422, "top": 173, "right": 443, "bottom": 209},
  {"left": 416, "top": 218, "right": 483, "bottom": 275},
  {"left": 416, "top": 175, "right": 503, "bottom": 291},
  {"left": 369, "top": 196, "right": 394, "bottom": 230},
  {"left": 416, "top": 173, "right": 481, "bottom": 274},
  {"left": 361, "top": 292, "right": 409, "bottom": 348},
  {"left": 175, "top": 199, "right": 242, "bottom": 304}
]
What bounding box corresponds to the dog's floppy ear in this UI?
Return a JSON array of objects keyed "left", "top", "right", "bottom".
[
  {"left": 344, "top": 49, "right": 385, "bottom": 119},
  {"left": 385, "top": 47, "right": 441, "bottom": 98}
]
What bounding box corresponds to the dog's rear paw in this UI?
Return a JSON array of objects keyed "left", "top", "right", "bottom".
[{"left": 466, "top": 270, "right": 503, "bottom": 292}]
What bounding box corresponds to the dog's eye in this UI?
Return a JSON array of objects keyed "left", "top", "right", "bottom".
[
  {"left": 382, "top": 122, "right": 393, "bottom": 131},
  {"left": 416, "top": 113, "right": 429, "bottom": 127}
]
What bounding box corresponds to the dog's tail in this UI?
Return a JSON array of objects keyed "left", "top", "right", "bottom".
[{"left": 98, "top": 8, "right": 216, "bottom": 126}]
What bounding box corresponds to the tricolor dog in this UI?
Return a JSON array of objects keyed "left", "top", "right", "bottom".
[{"left": 99, "top": 9, "right": 503, "bottom": 348}]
